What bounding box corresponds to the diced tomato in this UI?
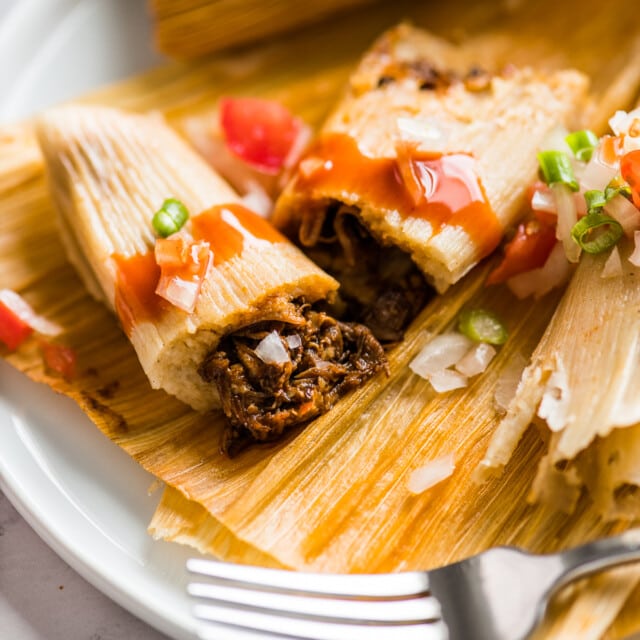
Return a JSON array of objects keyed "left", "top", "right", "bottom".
[
  {"left": 486, "top": 216, "right": 557, "bottom": 285},
  {"left": 219, "top": 97, "right": 304, "bottom": 174},
  {"left": 39, "top": 340, "right": 77, "bottom": 380},
  {"left": 620, "top": 150, "right": 640, "bottom": 209},
  {"left": 600, "top": 135, "right": 624, "bottom": 166},
  {"left": 0, "top": 299, "right": 33, "bottom": 351}
]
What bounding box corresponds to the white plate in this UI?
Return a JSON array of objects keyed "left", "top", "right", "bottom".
[{"left": 0, "top": 1, "right": 206, "bottom": 638}]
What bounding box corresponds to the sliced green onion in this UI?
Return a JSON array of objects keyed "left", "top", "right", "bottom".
[
  {"left": 584, "top": 189, "right": 606, "bottom": 213},
  {"left": 537, "top": 150, "right": 579, "bottom": 191},
  {"left": 152, "top": 198, "right": 189, "bottom": 237},
  {"left": 565, "top": 129, "right": 599, "bottom": 162},
  {"left": 571, "top": 212, "right": 623, "bottom": 254},
  {"left": 458, "top": 309, "right": 508, "bottom": 345},
  {"left": 604, "top": 182, "right": 632, "bottom": 202}
]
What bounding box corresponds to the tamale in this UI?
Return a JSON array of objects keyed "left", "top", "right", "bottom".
[
  {"left": 272, "top": 24, "right": 589, "bottom": 315},
  {"left": 35, "top": 106, "right": 387, "bottom": 450}
]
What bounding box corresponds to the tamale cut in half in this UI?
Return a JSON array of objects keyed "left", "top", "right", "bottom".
[
  {"left": 272, "top": 24, "right": 589, "bottom": 341},
  {"left": 35, "top": 106, "right": 387, "bottom": 452}
]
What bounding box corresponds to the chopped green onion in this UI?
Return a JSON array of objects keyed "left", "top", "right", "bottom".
[
  {"left": 537, "top": 150, "right": 579, "bottom": 191},
  {"left": 152, "top": 198, "right": 189, "bottom": 237},
  {"left": 565, "top": 129, "right": 599, "bottom": 162},
  {"left": 458, "top": 309, "right": 508, "bottom": 345},
  {"left": 571, "top": 212, "right": 623, "bottom": 254},
  {"left": 604, "top": 182, "right": 632, "bottom": 202},
  {"left": 584, "top": 189, "right": 606, "bottom": 213}
]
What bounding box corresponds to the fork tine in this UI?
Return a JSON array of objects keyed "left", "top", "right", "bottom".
[
  {"left": 193, "top": 603, "right": 450, "bottom": 640},
  {"left": 187, "top": 558, "right": 430, "bottom": 598},
  {"left": 188, "top": 581, "right": 441, "bottom": 622}
]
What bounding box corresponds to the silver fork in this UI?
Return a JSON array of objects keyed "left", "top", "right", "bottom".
[{"left": 186, "top": 529, "right": 640, "bottom": 640}]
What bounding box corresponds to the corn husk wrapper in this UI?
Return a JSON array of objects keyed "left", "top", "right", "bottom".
[
  {"left": 479, "top": 240, "right": 640, "bottom": 520},
  {"left": 149, "top": 0, "right": 380, "bottom": 60},
  {"left": 36, "top": 106, "right": 338, "bottom": 412},
  {"left": 273, "top": 24, "right": 589, "bottom": 292},
  {"left": 5, "top": 0, "right": 640, "bottom": 636}
]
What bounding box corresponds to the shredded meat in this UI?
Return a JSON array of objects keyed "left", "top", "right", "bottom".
[
  {"left": 300, "top": 203, "right": 432, "bottom": 342},
  {"left": 199, "top": 306, "right": 387, "bottom": 455}
]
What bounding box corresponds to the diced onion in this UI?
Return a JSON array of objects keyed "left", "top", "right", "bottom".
[
  {"left": 604, "top": 194, "right": 640, "bottom": 237},
  {"left": 407, "top": 454, "right": 455, "bottom": 495},
  {"left": 629, "top": 230, "right": 640, "bottom": 267},
  {"left": 601, "top": 246, "right": 623, "bottom": 278},
  {"left": 553, "top": 183, "right": 581, "bottom": 263},
  {"left": 609, "top": 110, "right": 630, "bottom": 136},
  {"left": 0, "top": 289, "right": 62, "bottom": 336},
  {"left": 579, "top": 152, "right": 619, "bottom": 191},
  {"left": 455, "top": 343, "right": 496, "bottom": 377},
  {"left": 507, "top": 242, "right": 572, "bottom": 299},
  {"left": 255, "top": 330, "right": 290, "bottom": 365},
  {"left": 285, "top": 333, "right": 302, "bottom": 349},
  {"left": 156, "top": 276, "right": 200, "bottom": 313},
  {"left": 409, "top": 333, "right": 474, "bottom": 378},
  {"left": 428, "top": 369, "right": 468, "bottom": 393},
  {"left": 531, "top": 188, "right": 557, "bottom": 213}
]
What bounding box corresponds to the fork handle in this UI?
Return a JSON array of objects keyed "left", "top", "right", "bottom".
[{"left": 554, "top": 528, "right": 640, "bottom": 589}]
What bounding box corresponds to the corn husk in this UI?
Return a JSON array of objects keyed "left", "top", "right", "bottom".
[
  {"left": 4, "top": 0, "right": 640, "bottom": 637},
  {"left": 149, "top": 0, "right": 381, "bottom": 60},
  {"left": 478, "top": 241, "right": 640, "bottom": 521}
]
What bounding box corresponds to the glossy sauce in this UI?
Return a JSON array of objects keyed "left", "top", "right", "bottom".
[
  {"left": 113, "top": 203, "right": 284, "bottom": 334},
  {"left": 296, "top": 133, "right": 502, "bottom": 255}
]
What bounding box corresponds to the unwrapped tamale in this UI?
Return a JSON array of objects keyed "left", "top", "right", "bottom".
[
  {"left": 36, "top": 106, "right": 387, "bottom": 451},
  {"left": 272, "top": 24, "right": 589, "bottom": 341}
]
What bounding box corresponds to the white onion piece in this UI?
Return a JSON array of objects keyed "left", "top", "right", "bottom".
[
  {"left": 629, "top": 231, "right": 640, "bottom": 267},
  {"left": 285, "top": 333, "right": 302, "bottom": 349},
  {"left": 410, "top": 333, "right": 473, "bottom": 378},
  {"left": 0, "top": 289, "right": 62, "bottom": 336},
  {"left": 455, "top": 343, "right": 496, "bottom": 377},
  {"left": 407, "top": 454, "right": 455, "bottom": 495},
  {"left": 155, "top": 276, "right": 200, "bottom": 313},
  {"left": 255, "top": 331, "right": 290, "bottom": 365},
  {"left": 428, "top": 369, "right": 468, "bottom": 393},
  {"left": 241, "top": 181, "right": 274, "bottom": 218},
  {"left": 604, "top": 195, "right": 640, "bottom": 237},
  {"left": 507, "top": 242, "right": 572, "bottom": 300},
  {"left": 396, "top": 117, "right": 447, "bottom": 151},
  {"left": 609, "top": 110, "right": 630, "bottom": 136},
  {"left": 579, "top": 154, "right": 619, "bottom": 191},
  {"left": 553, "top": 184, "right": 581, "bottom": 263},
  {"left": 531, "top": 188, "right": 556, "bottom": 213},
  {"left": 601, "top": 246, "right": 623, "bottom": 278}
]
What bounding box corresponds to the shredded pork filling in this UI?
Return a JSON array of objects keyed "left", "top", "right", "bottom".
[
  {"left": 199, "top": 305, "right": 387, "bottom": 455},
  {"left": 299, "top": 203, "right": 432, "bottom": 342}
]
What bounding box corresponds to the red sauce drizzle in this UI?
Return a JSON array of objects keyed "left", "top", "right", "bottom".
[
  {"left": 113, "top": 203, "right": 284, "bottom": 335},
  {"left": 192, "top": 203, "right": 285, "bottom": 265},
  {"left": 296, "top": 133, "right": 502, "bottom": 256}
]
